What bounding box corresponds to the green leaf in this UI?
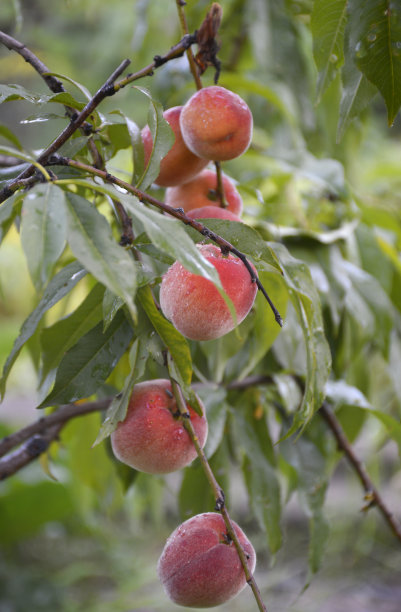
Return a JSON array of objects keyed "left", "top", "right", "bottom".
[
  {"left": 184, "top": 218, "right": 283, "bottom": 273},
  {"left": 43, "top": 71, "right": 93, "bottom": 101},
  {"left": 40, "top": 283, "right": 105, "bottom": 383},
  {"left": 120, "top": 193, "right": 222, "bottom": 285},
  {"left": 0, "top": 262, "right": 86, "bottom": 398},
  {"left": 0, "top": 193, "right": 20, "bottom": 244},
  {"left": 102, "top": 289, "right": 125, "bottom": 331},
  {"left": 348, "top": 0, "right": 401, "bottom": 125},
  {"left": 236, "top": 404, "right": 282, "bottom": 553},
  {"left": 0, "top": 83, "right": 44, "bottom": 104},
  {"left": 109, "top": 110, "right": 143, "bottom": 183},
  {"left": 308, "top": 510, "right": 330, "bottom": 577},
  {"left": 20, "top": 184, "right": 67, "bottom": 291},
  {"left": 272, "top": 243, "right": 332, "bottom": 433},
  {"left": 197, "top": 387, "right": 228, "bottom": 459},
  {"left": 134, "top": 87, "right": 175, "bottom": 191},
  {"left": 337, "top": 52, "right": 377, "bottom": 141},
  {"left": 240, "top": 270, "right": 289, "bottom": 378},
  {"left": 93, "top": 337, "right": 148, "bottom": 446},
  {"left": 138, "top": 285, "right": 192, "bottom": 386},
  {"left": 311, "top": 0, "right": 348, "bottom": 102},
  {"left": 62, "top": 191, "right": 137, "bottom": 321},
  {"left": 39, "top": 310, "right": 133, "bottom": 407},
  {"left": 0, "top": 123, "right": 23, "bottom": 149}
]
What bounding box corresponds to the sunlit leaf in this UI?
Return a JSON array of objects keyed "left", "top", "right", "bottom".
[
  {"left": 61, "top": 191, "right": 137, "bottom": 321},
  {"left": 20, "top": 184, "right": 67, "bottom": 291}
]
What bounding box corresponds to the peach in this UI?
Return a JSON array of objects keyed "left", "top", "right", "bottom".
[
  {"left": 141, "top": 106, "right": 208, "bottom": 186},
  {"left": 180, "top": 86, "right": 253, "bottom": 161},
  {"left": 110, "top": 379, "right": 207, "bottom": 473},
  {"left": 186, "top": 206, "right": 242, "bottom": 222},
  {"left": 159, "top": 244, "right": 258, "bottom": 341},
  {"left": 157, "top": 512, "right": 256, "bottom": 608},
  {"left": 165, "top": 168, "right": 243, "bottom": 216}
]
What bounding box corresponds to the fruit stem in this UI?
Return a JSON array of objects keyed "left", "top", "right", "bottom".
[
  {"left": 170, "top": 374, "right": 269, "bottom": 612},
  {"left": 175, "top": 0, "right": 203, "bottom": 90},
  {"left": 214, "top": 161, "right": 228, "bottom": 208}
]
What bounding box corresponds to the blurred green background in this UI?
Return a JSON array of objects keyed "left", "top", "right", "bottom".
[{"left": 1, "top": 1, "right": 401, "bottom": 611}]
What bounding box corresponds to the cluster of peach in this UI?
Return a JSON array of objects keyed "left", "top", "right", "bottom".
[
  {"left": 111, "top": 87, "right": 257, "bottom": 608},
  {"left": 142, "top": 85, "right": 258, "bottom": 342}
]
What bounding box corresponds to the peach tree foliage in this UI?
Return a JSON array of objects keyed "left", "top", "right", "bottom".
[{"left": 0, "top": 0, "right": 401, "bottom": 595}]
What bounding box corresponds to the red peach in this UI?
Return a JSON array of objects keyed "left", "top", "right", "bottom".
[
  {"left": 141, "top": 106, "right": 208, "bottom": 186},
  {"left": 110, "top": 379, "right": 207, "bottom": 474},
  {"left": 180, "top": 86, "right": 253, "bottom": 161},
  {"left": 165, "top": 168, "right": 243, "bottom": 216},
  {"left": 157, "top": 512, "right": 256, "bottom": 608},
  {"left": 159, "top": 244, "right": 258, "bottom": 341}
]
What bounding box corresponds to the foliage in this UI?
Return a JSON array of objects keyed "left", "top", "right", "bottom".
[{"left": 1, "top": 1, "right": 401, "bottom": 610}]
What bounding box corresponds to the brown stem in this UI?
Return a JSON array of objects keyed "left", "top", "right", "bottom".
[
  {"left": 0, "top": 399, "right": 111, "bottom": 459},
  {"left": 170, "top": 377, "right": 268, "bottom": 612},
  {"left": 175, "top": 0, "right": 203, "bottom": 90},
  {"left": 320, "top": 402, "right": 401, "bottom": 545},
  {"left": 214, "top": 161, "right": 227, "bottom": 208},
  {"left": 48, "top": 156, "right": 283, "bottom": 326},
  {"left": 0, "top": 59, "right": 131, "bottom": 204}
]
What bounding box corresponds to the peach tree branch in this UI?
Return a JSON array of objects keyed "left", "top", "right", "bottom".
[
  {"left": 47, "top": 155, "right": 283, "bottom": 325},
  {"left": 169, "top": 376, "right": 268, "bottom": 612}
]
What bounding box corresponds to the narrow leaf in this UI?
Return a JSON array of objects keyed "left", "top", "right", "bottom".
[
  {"left": 39, "top": 310, "right": 133, "bottom": 407},
  {"left": 40, "top": 283, "right": 105, "bottom": 383},
  {"left": 348, "top": 0, "right": 401, "bottom": 124},
  {"left": 311, "top": 0, "right": 348, "bottom": 101},
  {"left": 134, "top": 87, "right": 175, "bottom": 191},
  {"left": 20, "top": 184, "right": 67, "bottom": 291},
  {"left": 62, "top": 191, "right": 137, "bottom": 321},
  {"left": 138, "top": 285, "right": 192, "bottom": 386},
  {"left": 0, "top": 262, "right": 86, "bottom": 398}
]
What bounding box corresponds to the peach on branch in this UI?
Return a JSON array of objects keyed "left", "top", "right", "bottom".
[
  {"left": 141, "top": 106, "right": 208, "bottom": 186},
  {"left": 165, "top": 168, "right": 243, "bottom": 216},
  {"left": 180, "top": 86, "right": 253, "bottom": 161},
  {"left": 159, "top": 244, "right": 258, "bottom": 341},
  {"left": 110, "top": 379, "right": 207, "bottom": 473},
  {"left": 157, "top": 512, "right": 256, "bottom": 608}
]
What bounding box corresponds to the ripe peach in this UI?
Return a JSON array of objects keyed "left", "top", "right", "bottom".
[
  {"left": 186, "top": 206, "right": 242, "bottom": 222},
  {"left": 165, "top": 168, "right": 243, "bottom": 216},
  {"left": 110, "top": 379, "right": 207, "bottom": 473},
  {"left": 180, "top": 86, "right": 253, "bottom": 161},
  {"left": 141, "top": 106, "right": 208, "bottom": 186},
  {"left": 158, "top": 512, "right": 256, "bottom": 608},
  {"left": 159, "top": 244, "right": 258, "bottom": 341}
]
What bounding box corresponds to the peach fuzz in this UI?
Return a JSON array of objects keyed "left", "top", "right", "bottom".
[
  {"left": 157, "top": 512, "right": 256, "bottom": 608},
  {"left": 186, "top": 206, "right": 242, "bottom": 222},
  {"left": 180, "top": 86, "right": 253, "bottom": 161},
  {"left": 165, "top": 168, "right": 243, "bottom": 216},
  {"left": 159, "top": 244, "right": 258, "bottom": 341},
  {"left": 110, "top": 379, "right": 207, "bottom": 474},
  {"left": 141, "top": 106, "right": 208, "bottom": 186}
]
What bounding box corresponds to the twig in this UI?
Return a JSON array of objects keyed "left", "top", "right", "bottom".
[
  {"left": 0, "top": 58, "right": 131, "bottom": 204},
  {"left": 47, "top": 156, "right": 283, "bottom": 325},
  {"left": 0, "top": 398, "right": 111, "bottom": 459},
  {"left": 214, "top": 161, "right": 227, "bottom": 208},
  {"left": 170, "top": 377, "right": 268, "bottom": 612},
  {"left": 320, "top": 402, "right": 401, "bottom": 545},
  {"left": 175, "top": 0, "right": 203, "bottom": 90}
]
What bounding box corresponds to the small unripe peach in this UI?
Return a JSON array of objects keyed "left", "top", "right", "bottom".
[
  {"left": 158, "top": 512, "right": 256, "bottom": 608},
  {"left": 141, "top": 106, "right": 208, "bottom": 186},
  {"left": 180, "top": 86, "right": 253, "bottom": 161},
  {"left": 186, "top": 206, "right": 242, "bottom": 222},
  {"left": 110, "top": 379, "right": 207, "bottom": 474},
  {"left": 165, "top": 169, "right": 243, "bottom": 216},
  {"left": 160, "top": 244, "right": 258, "bottom": 341}
]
